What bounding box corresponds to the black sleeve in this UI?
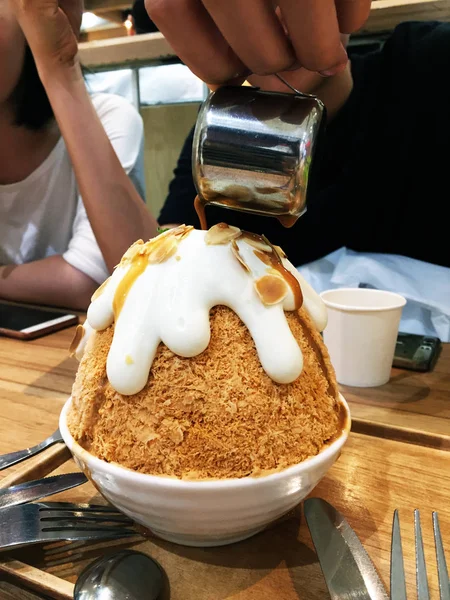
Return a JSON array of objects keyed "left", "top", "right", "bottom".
[
  {"left": 158, "top": 126, "right": 200, "bottom": 227},
  {"left": 340, "top": 20, "right": 450, "bottom": 267}
]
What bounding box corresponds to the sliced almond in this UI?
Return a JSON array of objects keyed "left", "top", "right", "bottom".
[
  {"left": 242, "top": 234, "right": 272, "bottom": 253},
  {"left": 148, "top": 235, "right": 178, "bottom": 264},
  {"left": 253, "top": 236, "right": 287, "bottom": 265},
  {"left": 69, "top": 325, "right": 85, "bottom": 357},
  {"left": 205, "top": 223, "right": 241, "bottom": 245},
  {"left": 121, "top": 239, "right": 144, "bottom": 263},
  {"left": 254, "top": 274, "right": 289, "bottom": 306},
  {"left": 261, "top": 234, "right": 278, "bottom": 253},
  {"left": 171, "top": 224, "right": 194, "bottom": 240},
  {"left": 273, "top": 245, "right": 286, "bottom": 259},
  {"left": 231, "top": 240, "right": 251, "bottom": 273},
  {"left": 119, "top": 227, "right": 193, "bottom": 270}
]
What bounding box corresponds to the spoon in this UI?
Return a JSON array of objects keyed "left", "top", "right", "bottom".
[{"left": 74, "top": 549, "right": 165, "bottom": 600}]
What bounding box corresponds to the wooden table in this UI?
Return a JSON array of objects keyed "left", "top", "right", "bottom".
[
  {"left": 342, "top": 344, "right": 450, "bottom": 449},
  {"left": 0, "top": 327, "right": 449, "bottom": 599}
]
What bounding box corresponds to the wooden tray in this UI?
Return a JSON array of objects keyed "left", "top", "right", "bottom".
[{"left": 1, "top": 432, "right": 449, "bottom": 600}]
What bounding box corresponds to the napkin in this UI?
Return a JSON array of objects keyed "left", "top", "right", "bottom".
[{"left": 297, "top": 248, "right": 450, "bottom": 342}]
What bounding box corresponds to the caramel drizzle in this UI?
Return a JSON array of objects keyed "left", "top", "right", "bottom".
[
  {"left": 194, "top": 192, "right": 302, "bottom": 308},
  {"left": 113, "top": 254, "right": 148, "bottom": 318},
  {"left": 253, "top": 243, "right": 303, "bottom": 311},
  {"left": 111, "top": 216, "right": 301, "bottom": 323},
  {"left": 276, "top": 214, "right": 299, "bottom": 228},
  {"left": 295, "top": 313, "right": 348, "bottom": 441},
  {"left": 203, "top": 222, "right": 303, "bottom": 310},
  {"left": 112, "top": 227, "right": 194, "bottom": 319},
  {"left": 194, "top": 195, "right": 208, "bottom": 231},
  {"left": 194, "top": 194, "right": 300, "bottom": 231}
]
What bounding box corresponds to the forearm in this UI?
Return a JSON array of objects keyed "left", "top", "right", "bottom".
[
  {"left": 37, "top": 63, "right": 158, "bottom": 271},
  {"left": 0, "top": 256, "right": 98, "bottom": 310}
]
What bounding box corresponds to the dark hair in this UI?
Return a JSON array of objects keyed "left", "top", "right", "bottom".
[
  {"left": 131, "top": 0, "right": 159, "bottom": 34},
  {"left": 12, "top": 45, "right": 54, "bottom": 130}
]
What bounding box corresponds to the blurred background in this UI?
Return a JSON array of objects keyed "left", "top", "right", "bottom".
[{"left": 79, "top": 0, "right": 450, "bottom": 218}]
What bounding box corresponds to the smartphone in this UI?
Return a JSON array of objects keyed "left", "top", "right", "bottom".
[
  {"left": 0, "top": 303, "right": 79, "bottom": 340},
  {"left": 393, "top": 332, "right": 441, "bottom": 372}
]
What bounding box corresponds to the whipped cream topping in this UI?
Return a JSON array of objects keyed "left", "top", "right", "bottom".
[{"left": 81, "top": 225, "right": 327, "bottom": 395}]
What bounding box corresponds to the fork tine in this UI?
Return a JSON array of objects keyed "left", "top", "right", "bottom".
[
  {"left": 39, "top": 502, "right": 125, "bottom": 513},
  {"left": 38, "top": 503, "right": 133, "bottom": 524},
  {"left": 41, "top": 522, "right": 136, "bottom": 534},
  {"left": 433, "top": 512, "right": 450, "bottom": 600},
  {"left": 41, "top": 529, "right": 138, "bottom": 543},
  {"left": 415, "top": 509, "right": 430, "bottom": 600},
  {"left": 40, "top": 512, "right": 132, "bottom": 524},
  {"left": 391, "top": 509, "right": 407, "bottom": 600}
]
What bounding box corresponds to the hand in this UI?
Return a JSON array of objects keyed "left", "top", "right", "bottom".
[
  {"left": 10, "top": 0, "right": 83, "bottom": 70},
  {"left": 145, "top": 0, "right": 371, "bottom": 85}
]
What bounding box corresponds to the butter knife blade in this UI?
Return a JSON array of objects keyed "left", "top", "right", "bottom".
[
  {"left": 304, "top": 498, "right": 389, "bottom": 600},
  {"left": 0, "top": 473, "right": 88, "bottom": 509}
]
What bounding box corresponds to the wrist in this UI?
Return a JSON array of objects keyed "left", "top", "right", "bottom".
[{"left": 37, "top": 57, "right": 84, "bottom": 91}]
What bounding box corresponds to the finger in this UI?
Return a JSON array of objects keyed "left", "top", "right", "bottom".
[
  {"left": 278, "top": 0, "right": 348, "bottom": 74},
  {"left": 202, "top": 0, "right": 296, "bottom": 75},
  {"left": 335, "top": 0, "right": 372, "bottom": 33},
  {"left": 145, "top": 0, "right": 246, "bottom": 84},
  {"left": 208, "top": 75, "right": 247, "bottom": 92}
]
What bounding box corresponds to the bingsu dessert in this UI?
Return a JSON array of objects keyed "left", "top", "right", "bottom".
[{"left": 68, "top": 224, "right": 346, "bottom": 480}]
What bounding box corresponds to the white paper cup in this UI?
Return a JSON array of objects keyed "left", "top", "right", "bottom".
[{"left": 320, "top": 288, "right": 407, "bottom": 387}]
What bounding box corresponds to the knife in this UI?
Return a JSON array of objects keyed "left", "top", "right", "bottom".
[
  {"left": 0, "top": 428, "right": 64, "bottom": 472},
  {"left": 0, "top": 472, "right": 88, "bottom": 509},
  {"left": 304, "top": 498, "right": 389, "bottom": 600}
]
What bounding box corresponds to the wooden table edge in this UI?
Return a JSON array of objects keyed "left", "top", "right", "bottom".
[
  {"left": 0, "top": 561, "right": 74, "bottom": 600},
  {"left": 351, "top": 417, "right": 450, "bottom": 451}
]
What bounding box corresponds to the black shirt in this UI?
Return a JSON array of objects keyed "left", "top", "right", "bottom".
[{"left": 159, "top": 21, "right": 450, "bottom": 268}]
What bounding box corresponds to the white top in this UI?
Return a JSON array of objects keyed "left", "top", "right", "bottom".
[
  {"left": 0, "top": 93, "right": 146, "bottom": 284},
  {"left": 81, "top": 225, "right": 328, "bottom": 395}
]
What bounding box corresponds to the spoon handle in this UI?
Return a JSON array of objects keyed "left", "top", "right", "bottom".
[{"left": 0, "top": 429, "right": 64, "bottom": 471}]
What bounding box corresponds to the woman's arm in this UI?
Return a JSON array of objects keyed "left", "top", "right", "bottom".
[
  {"left": 11, "top": 0, "right": 159, "bottom": 273},
  {"left": 0, "top": 257, "right": 98, "bottom": 310},
  {"left": 38, "top": 67, "right": 158, "bottom": 272}
]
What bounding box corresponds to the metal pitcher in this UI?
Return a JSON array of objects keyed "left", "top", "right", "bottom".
[{"left": 192, "top": 84, "right": 326, "bottom": 227}]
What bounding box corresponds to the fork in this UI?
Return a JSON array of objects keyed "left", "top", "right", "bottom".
[
  {"left": 0, "top": 502, "right": 137, "bottom": 551},
  {"left": 390, "top": 509, "right": 450, "bottom": 600}
]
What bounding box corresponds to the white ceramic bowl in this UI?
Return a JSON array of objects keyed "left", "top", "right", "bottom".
[{"left": 59, "top": 395, "right": 350, "bottom": 547}]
